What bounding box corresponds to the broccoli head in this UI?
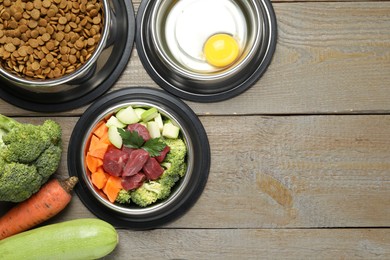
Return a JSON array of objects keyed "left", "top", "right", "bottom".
[
  {"left": 0, "top": 161, "right": 42, "bottom": 203},
  {"left": 116, "top": 189, "right": 132, "bottom": 204},
  {"left": 130, "top": 183, "right": 160, "bottom": 207},
  {"left": 163, "top": 138, "right": 187, "bottom": 163},
  {"left": 0, "top": 114, "right": 62, "bottom": 203}
]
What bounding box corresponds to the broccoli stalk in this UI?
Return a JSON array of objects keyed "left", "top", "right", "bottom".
[
  {"left": 0, "top": 114, "right": 62, "bottom": 203},
  {"left": 116, "top": 138, "right": 188, "bottom": 207}
]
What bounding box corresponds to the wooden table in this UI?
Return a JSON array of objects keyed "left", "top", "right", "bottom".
[{"left": 1, "top": 0, "right": 390, "bottom": 258}]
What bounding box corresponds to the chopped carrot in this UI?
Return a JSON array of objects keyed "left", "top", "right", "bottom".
[
  {"left": 86, "top": 152, "right": 103, "bottom": 173},
  {"left": 93, "top": 121, "right": 108, "bottom": 139},
  {"left": 99, "top": 132, "right": 111, "bottom": 144},
  {"left": 88, "top": 135, "right": 100, "bottom": 152},
  {"left": 91, "top": 168, "right": 110, "bottom": 189},
  {"left": 0, "top": 177, "right": 78, "bottom": 240},
  {"left": 103, "top": 176, "right": 123, "bottom": 203},
  {"left": 88, "top": 140, "right": 109, "bottom": 160}
]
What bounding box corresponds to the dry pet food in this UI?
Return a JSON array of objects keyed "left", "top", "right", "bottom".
[{"left": 0, "top": 0, "right": 103, "bottom": 80}]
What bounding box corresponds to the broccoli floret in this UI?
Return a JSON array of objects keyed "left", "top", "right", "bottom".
[
  {"left": 0, "top": 114, "right": 62, "bottom": 203},
  {"left": 163, "top": 138, "right": 187, "bottom": 163},
  {"left": 116, "top": 189, "right": 132, "bottom": 204},
  {"left": 35, "top": 144, "right": 62, "bottom": 184},
  {"left": 131, "top": 183, "right": 160, "bottom": 207},
  {"left": 0, "top": 162, "right": 42, "bottom": 203}
]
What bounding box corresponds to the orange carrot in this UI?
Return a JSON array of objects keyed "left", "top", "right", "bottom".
[
  {"left": 103, "top": 176, "right": 123, "bottom": 203},
  {"left": 91, "top": 168, "right": 110, "bottom": 189},
  {"left": 86, "top": 152, "right": 103, "bottom": 173},
  {"left": 99, "top": 132, "right": 111, "bottom": 144},
  {"left": 0, "top": 177, "right": 78, "bottom": 240},
  {"left": 89, "top": 135, "right": 100, "bottom": 152},
  {"left": 93, "top": 121, "right": 108, "bottom": 139},
  {"left": 88, "top": 138, "right": 109, "bottom": 160}
]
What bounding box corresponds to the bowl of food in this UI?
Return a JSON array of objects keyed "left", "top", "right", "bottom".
[
  {"left": 0, "top": 0, "right": 135, "bottom": 112},
  {"left": 68, "top": 87, "right": 210, "bottom": 229},
  {"left": 136, "top": 0, "right": 277, "bottom": 102}
]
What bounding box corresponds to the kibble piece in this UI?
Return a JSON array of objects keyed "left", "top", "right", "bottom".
[
  {"left": 13, "top": 12, "right": 23, "bottom": 21},
  {"left": 46, "top": 25, "right": 54, "bottom": 34},
  {"left": 68, "top": 54, "right": 77, "bottom": 64},
  {"left": 25, "top": 2, "right": 34, "bottom": 11},
  {"left": 31, "top": 30, "right": 40, "bottom": 39},
  {"left": 46, "top": 53, "right": 54, "bottom": 62},
  {"left": 30, "top": 9, "right": 41, "bottom": 20},
  {"left": 41, "top": 33, "right": 51, "bottom": 42},
  {"left": 47, "top": 8, "right": 57, "bottom": 18},
  {"left": 38, "top": 18, "right": 48, "bottom": 27},
  {"left": 28, "top": 20, "right": 39, "bottom": 29},
  {"left": 19, "top": 24, "right": 29, "bottom": 33},
  {"left": 75, "top": 40, "right": 84, "bottom": 50},
  {"left": 3, "top": 0, "right": 12, "bottom": 7},
  {"left": 58, "top": 16, "right": 67, "bottom": 25},
  {"left": 28, "top": 39, "right": 39, "bottom": 48},
  {"left": 92, "top": 16, "right": 101, "bottom": 25},
  {"left": 45, "top": 41, "right": 55, "bottom": 51},
  {"left": 55, "top": 32, "right": 65, "bottom": 42},
  {"left": 1, "top": 11, "right": 11, "bottom": 20},
  {"left": 31, "top": 61, "right": 40, "bottom": 71},
  {"left": 87, "top": 38, "right": 95, "bottom": 46},
  {"left": 8, "top": 21, "right": 19, "bottom": 29},
  {"left": 59, "top": 0, "right": 67, "bottom": 9},
  {"left": 38, "top": 26, "right": 47, "bottom": 35},
  {"left": 4, "top": 43, "right": 16, "bottom": 52},
  {"left": 12, "top": 38, "right": 21, "bottom": 46},
  {"left": 33, "top": 0, "right": 42, "bottom": 9},
  {"left": 42, "top": 0, "right": 52, "bottom": 8}
]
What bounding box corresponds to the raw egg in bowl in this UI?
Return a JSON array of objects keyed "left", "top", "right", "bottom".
[{"left": 136, "top": 0, "right": 277, "bottom": 102}]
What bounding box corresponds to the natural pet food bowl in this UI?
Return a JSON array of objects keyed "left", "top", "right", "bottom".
[{"left": 68, "top": 87, "right": 210, "bottom": 229}]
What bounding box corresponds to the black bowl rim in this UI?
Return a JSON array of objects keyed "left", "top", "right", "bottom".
[
  {"left": 68, "top": 87, "right": 211, "bottom": 229},
  {"left": 135, "top": 0, "right": 277, "bottom": 102},
  {"left": 0, "top": 0, "right": 135, "bottom": 112}
]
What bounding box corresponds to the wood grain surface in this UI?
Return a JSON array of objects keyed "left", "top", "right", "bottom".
[{"left": 0, "top": 0, "right": 389, "bottom": 258}]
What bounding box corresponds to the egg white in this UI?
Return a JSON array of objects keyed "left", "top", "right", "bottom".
[{"left": 164, "top": 0, "right": 247, "bottom": 73}]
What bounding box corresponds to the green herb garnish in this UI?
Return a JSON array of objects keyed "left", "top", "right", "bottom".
[{"left": 118, "top": 128, "right": 165, "bottom": 157}]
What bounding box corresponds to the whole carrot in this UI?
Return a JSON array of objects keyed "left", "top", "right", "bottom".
[{"left": 0, "top": 176, "right": 78, "bottom": 240}]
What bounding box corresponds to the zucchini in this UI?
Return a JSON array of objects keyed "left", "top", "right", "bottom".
[{"left": 0, "top": 218, "right": 118, "bottom": 260}]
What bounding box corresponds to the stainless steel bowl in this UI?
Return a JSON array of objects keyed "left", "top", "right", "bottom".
[
  {"left": 136, "top": 0, "right": 277, "bottom": 102},
  {"left": 68, "top": 87, "right": 210, "bottom": 229},
  {"left": 0, "top": 0, "right": 110, "bottom": 92},
  {"left": 0, "top": 0, "right": 135, "bottom": 111}
]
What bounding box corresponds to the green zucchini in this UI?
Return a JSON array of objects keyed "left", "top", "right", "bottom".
[{"left": 0, "top": 218, "right": 118, "bottom": 260}]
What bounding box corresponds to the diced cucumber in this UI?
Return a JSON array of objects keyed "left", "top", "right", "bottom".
[
  {"left": 154, "top": 113, "right": 164, "bottom": 131},
  {"left": 162, "top": 122, "right": 180, "bottom": 139},
  {"left": 147, "top": 121, "right": 161, "bottom": 138},
  {"left": 106, "top": 116, "right": 126, "bottom": 128},
  {"left": 134, "top": 108, "right": 146, "bottom": 119},
  {"left": 141, "top": 107, "right": 158, "bottom": 122},
  {"left": 108, "top": 126, "right": 123, "bottom": 148},
  {"left": 116, "top": 106, "right": 140, "bottom": 124}
]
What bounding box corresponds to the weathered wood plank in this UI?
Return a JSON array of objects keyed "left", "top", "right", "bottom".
[
  {"left": 1, "top": 115, "right": 388, "bottom": 228},
  {"left": 104, "top": 228, "right": 390, "bottom": 259},
  {"left": 1, "top": 2, "right": 390, "bottom": 116}
]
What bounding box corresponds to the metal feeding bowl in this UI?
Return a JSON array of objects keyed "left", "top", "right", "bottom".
[
  {"left": 0, "top": 0, "right": 135, "bottom": 112},
  {"left": 68, "top": 87, "right": 210, "bottom": 229},
  {"left": 136, "top": 0, "right": 277, "bottom": 102}
]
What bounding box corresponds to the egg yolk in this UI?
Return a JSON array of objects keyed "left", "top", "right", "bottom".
[{"left": 203, "top": 34, "right": 240, "bottom": 68}]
